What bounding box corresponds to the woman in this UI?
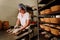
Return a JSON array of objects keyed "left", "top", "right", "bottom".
[{"left": 7, "top": 4, "right": 31, "bottom": 35}]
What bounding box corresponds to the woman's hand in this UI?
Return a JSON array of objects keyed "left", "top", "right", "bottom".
[{"left": 14, "top": 25, "right": 18, "bottom": 29}]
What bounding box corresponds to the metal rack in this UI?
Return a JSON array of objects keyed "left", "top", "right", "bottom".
[{"left": 37, "top": 0, "right": 60, "bottom": 40}]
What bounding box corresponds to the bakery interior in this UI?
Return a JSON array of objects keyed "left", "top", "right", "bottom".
[{"left": 0, "top": 0, "right": 60, "bottom": 40}]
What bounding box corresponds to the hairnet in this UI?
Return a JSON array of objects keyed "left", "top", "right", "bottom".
[{"left": 18, "top": 3, "right": 26, "bottom": 11}]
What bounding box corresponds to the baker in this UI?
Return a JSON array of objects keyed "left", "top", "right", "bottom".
[{"left": 7, "top": 4, "right": 31, "bottom": 35}]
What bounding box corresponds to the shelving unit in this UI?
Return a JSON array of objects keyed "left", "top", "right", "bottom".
[{"left": 37, "top": 0, "right": 60, "bottom": 40}]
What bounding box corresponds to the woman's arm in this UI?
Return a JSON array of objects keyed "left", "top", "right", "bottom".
[
  {"left": 16, "top": 19, "right": 20, "bottom": 26},
  {"left": 19, "top": 20, "right": 30, "bottom": 31},
  {"left": 14, "top": 19, "right": 20, "bottom": 28}
]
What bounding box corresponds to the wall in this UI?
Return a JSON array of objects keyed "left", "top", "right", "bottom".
[{"left": 0, "top": 0, "right": 38, "bottom": 26}]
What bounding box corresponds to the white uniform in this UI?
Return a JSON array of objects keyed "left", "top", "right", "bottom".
[
  {"left": 12, "top": 12, "right": 31, "bottom": 34},
  {"left": 17, "top": 12, "right": 31, "bottom": 29}
]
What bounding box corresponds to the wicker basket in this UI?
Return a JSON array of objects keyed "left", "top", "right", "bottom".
[
  {"left": 40, "top": 25, "right": 45, "bottom": 29},
  {"left": 40, "top": 10, "right": 45, "bottom": 14},
  {"left": 44, "top": 9, "right": 52, "bottom": 14},
  {"left": 40, "top": 18, "right": 45, "bottom": 22},
  {"left": 50, "top": 18, "right": 60, "bottom": 24},
  {"left": 44, "top": 26, "right": 50, "bottom": 32},
  {"left": 0, "top": 20, "right": 2, "bottom": 30},
  {"left": 51, "top": 5, "right": 60, "bottom": 12},
  {"left": 3, "top": 21, "right": 9, "bottom": 30},
  {"left": 44, "top": 18, "right": 51, "bottom": 23},
  {"left": 50, "top": 28, "right": 59, "bottom": 36}
]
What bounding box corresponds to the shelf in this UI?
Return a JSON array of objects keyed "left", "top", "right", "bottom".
[
  {"left": 38, "top": 11, "right": 60, "bottom": 18},
  {"left": 38, "top": 15, "right": 55, "bottom": 18},
  {"left": 38, "top": 0, "right": 60, "bottom": 11},
  {"left": 43, "top": 24, "right": 60, "bottom": 30},
  {"left": 38, "top": 15, "right": 60, "bottom": 18},
  {"left": 40, "top": 21, "right": 60, "bottom": 26}
]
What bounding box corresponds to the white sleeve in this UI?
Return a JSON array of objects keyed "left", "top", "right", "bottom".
[{"left": 26, "top": 13, "right": 31, "bottom": 20}]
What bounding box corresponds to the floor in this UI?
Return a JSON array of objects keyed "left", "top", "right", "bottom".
[
  {"left": 0, "top": 30, "right": 15, "bottom": 40},
  {"left": 0, "top": 30, "right": 43, "bottom": 40},
  {"left": 0, "top": 30, "right": 58, "bottom": 40}
]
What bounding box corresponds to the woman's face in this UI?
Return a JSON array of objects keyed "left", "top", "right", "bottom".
[{"left": 19, "top": 8, "right": 25, "bottom": 14}]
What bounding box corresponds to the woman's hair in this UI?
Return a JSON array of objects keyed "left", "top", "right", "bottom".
[{"left": 18, "top": 3, "right": 26, "bottom": 12}]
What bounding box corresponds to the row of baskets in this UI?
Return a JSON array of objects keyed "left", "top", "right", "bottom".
[
  {"left": 40, "top": 24, "right": 60, "bottom": 36},
  {"left": 40, "top": 18, "right": 60, "bottom": 24},
  {"left": 0, "top": 20, "right": 9, "bottom": 30},
  {"left": 40, "top": 5, "right": 60, "bottom": 14}
]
